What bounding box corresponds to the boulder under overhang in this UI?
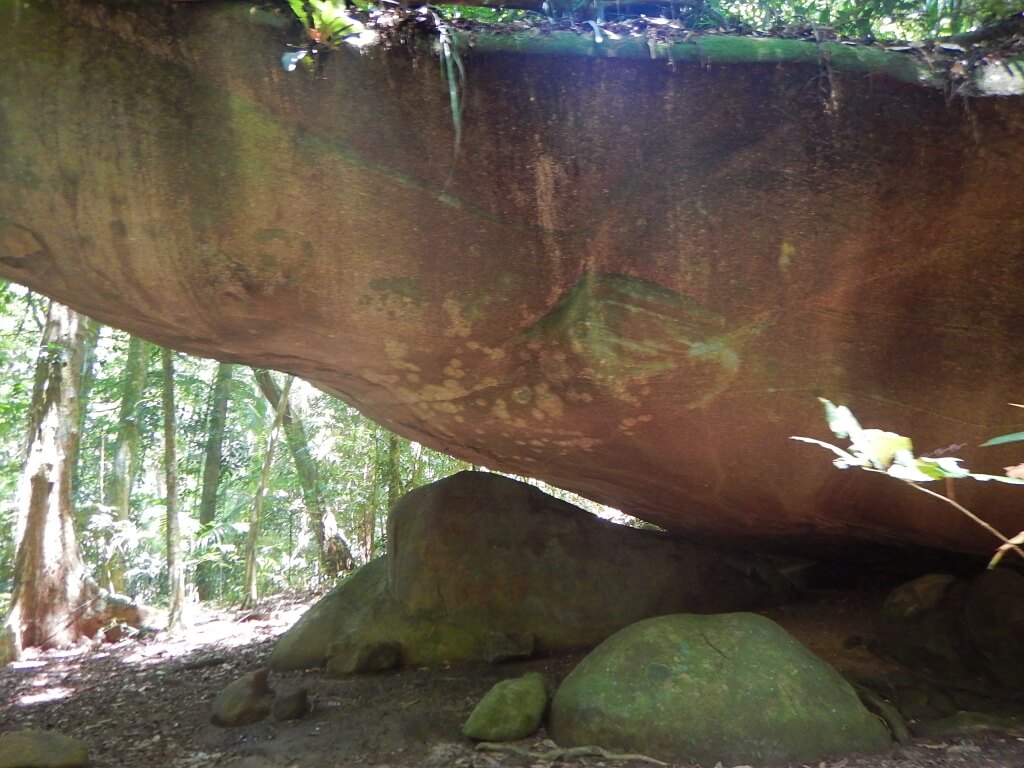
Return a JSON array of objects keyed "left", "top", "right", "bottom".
[{"left": 1, "top": 0, "right": 1022, "bottom": 557}]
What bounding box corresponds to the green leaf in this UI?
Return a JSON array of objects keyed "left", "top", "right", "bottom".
[
  {"left": 308, "top": 0, "right": 364, "bottom": 38},
  {"left": 851, "top": 428, "right": 913, "bottom": 470},
  {"left": 908, "top": 456, "right": 970, "bottom": 480},
  {"left": 286, "top": 0, "right": 311, "bottom": 26},
  {"left": 980, "top": 431, "right": 1024, "bottom": 448},
  {"left": 819, "top": 397, "right": 862, "bottom": 440}
]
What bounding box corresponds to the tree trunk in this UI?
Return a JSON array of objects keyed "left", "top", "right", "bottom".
[
  {"left": 359, "top": 426, "right": 403, "bottom": 563},
  {"left": 0, "top": 301, "right": 95, "bottom": 664},
  {"left": 359, "top": 463, "right": 376, "bottom": 564},
  {"left": 385, "top": 432, "right": 403, "bottom": 509},
  {"left": 162, "top": 347, "right": 185, "bottom": 633},
  {"left": 253, "top": 369, "right": 356, "bottom": 577},
  {"left": 70, "top": 317, "right": 100, "bottom": 502},
  {"left": 196, "top": 361, "right": 233, "bottom": 602},
  {"left": 242, "top": 373, "right": 292, "bottom": 610},
  {"left": 105, "top": 335, "right": 150, "bottom": 594}
]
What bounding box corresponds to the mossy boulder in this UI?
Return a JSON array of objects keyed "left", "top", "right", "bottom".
[
  {"left": 549, "top": 612, "right": 892, "bottom": 766},
  {"left": 270, "top": 472, "right": 776, "bottom": 672},
  {"left": 326, "top": 641, "right": 402, "bottom": 675},
  {"left": 0, "top": 729, "right": 89, "bottom": 768},
  {"left": 268, "top": 557, "right": 408, "bottom": 671},
  {"left": 271, "top": 688, "right": 310, "bottom": 721},
  {"left": 463, "top": 672, "right": 549, "bottom": 741},
  {"left": 963, "top": 568, "right": 1024, "bottom": 688},
  {"left": 874, "top": 573, "right": 971, "bottom": 676},
  {"left": 873, "top": 569, "right": 1024, "bottom": 694}
]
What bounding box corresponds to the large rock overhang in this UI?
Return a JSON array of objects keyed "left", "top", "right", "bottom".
[{"left": 1, "top": 0, "right": 1022, "bottom": 556}]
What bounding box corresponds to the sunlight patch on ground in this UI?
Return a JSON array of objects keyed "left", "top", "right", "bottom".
[
  {"left": 18, "top": 685, "right": 75, "bottom": 706},
  {"left": 118, "top": 600, "right": 313, "bottom": 666},
  {"left": 7, "top": 660, "right": 47, "bottom": 670},
  {"left": 7, "top": 658, "right": 79, "bottom": 708}
]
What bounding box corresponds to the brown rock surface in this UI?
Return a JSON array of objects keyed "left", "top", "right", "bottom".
[
  {"left": 269, "top": 472, "right": 775, "bottom": 672},
  {"left": 1, "top": 1, "right": 1022, "bottom": 555},
  {"left": 211, "top": 668, "right": 274, "bottom": 727}
]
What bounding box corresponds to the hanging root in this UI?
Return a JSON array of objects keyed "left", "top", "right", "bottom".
[
  {"left": 476, "top": 741, "right": 669, "bottom": 765},
  {"left": 854, "top": 682, "right": 913, "bottom": 745}
]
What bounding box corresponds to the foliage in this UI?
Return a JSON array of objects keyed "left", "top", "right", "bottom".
[
  {"left": 979, "top": 404, "right": 1024, "bottom": 449},
  {"left": 425, "top": 0, "right": 1023, "bottom": 39},
  {"left": 436, "top": 4, "right": 534, "bottom": 22},
  {"left": 0, "top": 284, "right": 44, "bottom": 617},
  {"left": 12, "top": 320, "right": 481, "bottom": 607},
  {"left": 724, "top": 0, "right": 1022, "bottom": 38},
  {"left": 792, "top": 398, "right": 1024, "bottom": 567},
  {"left": 285, "top": 0, "right": 365, "bottom": 45}
]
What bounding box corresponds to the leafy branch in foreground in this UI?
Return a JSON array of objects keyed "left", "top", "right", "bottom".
[{"left": 792, "top": 398, "right": 1024, "bottom": 567}]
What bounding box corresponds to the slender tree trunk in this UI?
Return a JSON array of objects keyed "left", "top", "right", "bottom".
[
  {"left": 1, "top": 302, "right": 95, "bottom": 664},
  {"left": 385, "top": 432, "right": 403, "bottom": 509},
  {"left": 196, "top": 362, "right": 233, "bottom": 602},
  {"left": 70, "top": 318, "right": 100, "bottom": 501},
  {"left": 162, "top": 348, "right": 185, "bottom": 633},
  {"left": 409, "top": 441, "right": 426, "bottom": 489},
  {"left": 242, "top": 373, "right": 292, "bottom": 610},
  {"left": 359, "top": 463, "right": 376, "bottom": 563},
  {"left": 253, "top": 369, "right": 356, "bottom": 576},
  {"left": 359, "top": 426, "right": 401, "bottom": 563},
  {"left": 105, "top": 335, "right": 150, "bottom": 594}
]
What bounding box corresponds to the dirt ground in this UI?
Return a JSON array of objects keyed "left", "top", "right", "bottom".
[{"left": 2, "top": 589, "right": 1024, "bottom": 768}]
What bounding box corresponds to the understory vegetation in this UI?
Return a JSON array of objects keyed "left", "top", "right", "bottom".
[
  {"left": 285, "top": 0, "right": 1024, "bottom": 43},
  {"left": 717, "top": 0, "right": 1022, "bottom": 38}
]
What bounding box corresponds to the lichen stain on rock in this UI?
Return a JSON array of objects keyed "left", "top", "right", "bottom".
[
  {"left": 524, "top": 271, "right": 751, "bottom": 408},
  {"left": 361, "top": 276, "right": 424, "bottom": 322},
  {"left": 466, "top": 340, "right": 506, "bottom": 361},
  {"left": 619, "top": 414, "right": 655, "bottom": 436},
  {"left": 778, "top": 239, "right": 796, "bottom": 275},
  {"left": 383, "top": 340, "right": 421, "bottom": 373},
  {"left": 491, "top": 399, "right": 512, "bottom": 421},
  {"left": 531, "top": 155, "right": 564, "bottom": 234},
  {"left": 533, "top": 383, "right": 565, "bottom": 418},
  {"left": 443, "top": 297, "right": 474, "bottom": 338},
  {"left": 443, "top": 359, "right": 466, "bottom": 379}
]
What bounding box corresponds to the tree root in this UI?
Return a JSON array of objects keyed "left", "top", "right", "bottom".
[
  {"left": 854, "top": 683, "right": 913, "bottom": 745},
  {"left": 476, "top": 741, "right": 669, "bottom": 765}
]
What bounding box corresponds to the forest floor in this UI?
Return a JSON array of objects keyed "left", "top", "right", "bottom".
[{"left": 2, "top": 589, "right": 1024, "bottom": 768}]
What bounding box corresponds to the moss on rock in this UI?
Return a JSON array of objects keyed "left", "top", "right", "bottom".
[
  {"left": 463, "top": 672, "right": 549, "bottom": 741},
  {"left": 549, "top": 612, "right": 892, "bottom": 766}
]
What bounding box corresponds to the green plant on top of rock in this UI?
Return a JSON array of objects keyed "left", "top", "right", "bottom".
[
  {"left": 279, "top": 0, "right": 464, "bottom": 161},
  {"left": 792, "top": 398, "right": 1024, "bottom": 567},
  {"left": 285, "top": 0, "right": 366, "bottom": 46}
]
